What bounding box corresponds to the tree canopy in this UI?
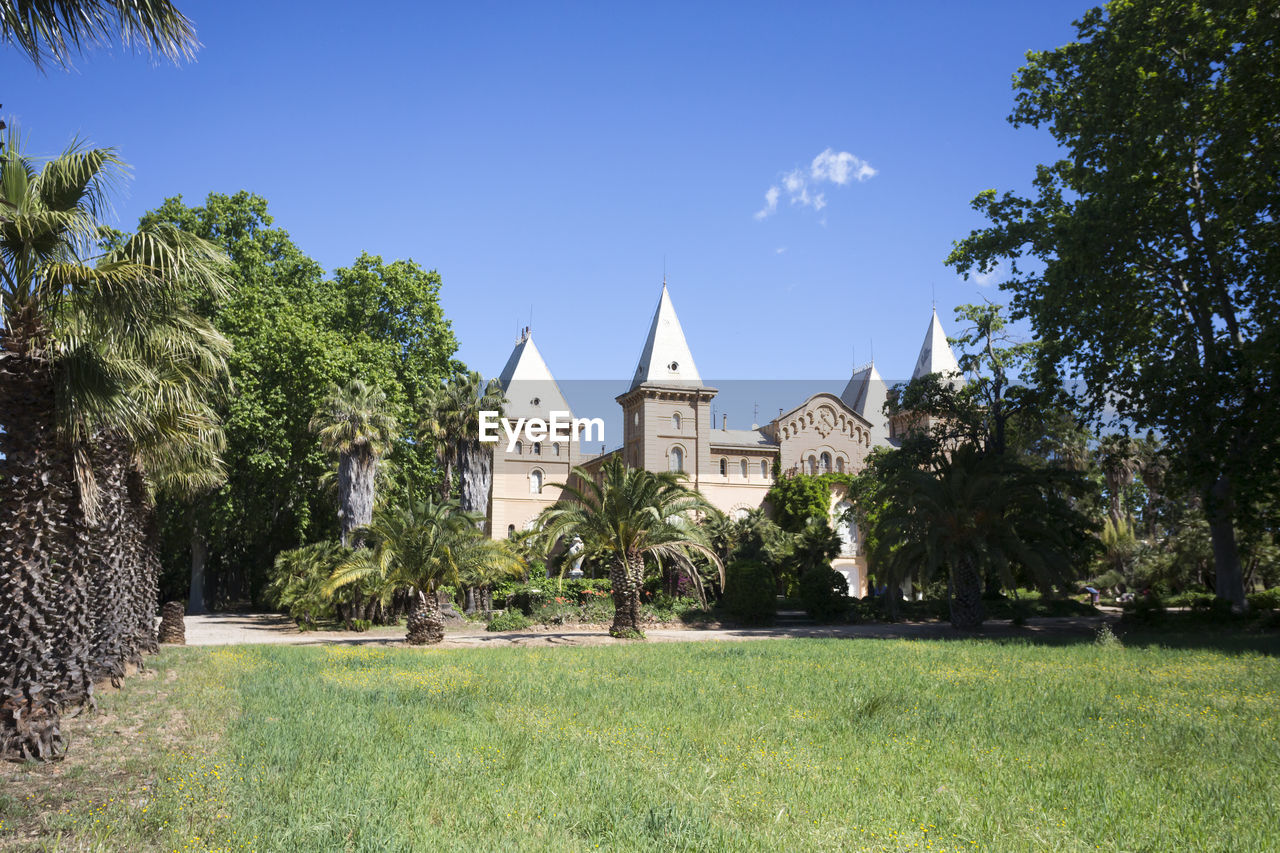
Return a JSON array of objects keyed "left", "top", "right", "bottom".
[{"left": 946, "top": 0, "right": 1280, "bottom": 609}]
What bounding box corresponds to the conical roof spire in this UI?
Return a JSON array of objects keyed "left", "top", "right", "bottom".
[
  {"left": 840, "top": 361, "right": 889, "bottom": 445},
  {"left": 498, "top": 329, "right": 572, "bottom": 420},
  {"left": 630, "top": 282, "right": 701, "bottom": 389},
  {"left": 912, "top": 308, "right": 961, "bottom": 380}
]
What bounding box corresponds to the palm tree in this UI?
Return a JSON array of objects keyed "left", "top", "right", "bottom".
[
  {"left": 537, "top": 457, "right": 723, "bottom": 639},
  {"left": 311, "top": 380, "right": 397, "bottom": 547},
  {"left": 327, "top": 498, "right": 520, "bottom": 644},
  {"left": 0, "top": 137, "right": 228, "bottom": 760},
  {"left": 1, "top": 0, "right": 198, "bottom": 70},
  {"left": 1097, "top": 434, "right": 1140, "bottom": 528},
  {"left": 420, "top": 370, "right": 505, "bottom": 519},
  {"left": 871, "top": 446, "right": 1089, "bottom": 629}
]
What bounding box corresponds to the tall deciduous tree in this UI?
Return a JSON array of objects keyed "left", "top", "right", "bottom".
[
  {"left": 947, "top": 0, "right": 1280, "bottom": 609},
  {"left": 139, "top": 194, "right": 458, "bottom": 606}
]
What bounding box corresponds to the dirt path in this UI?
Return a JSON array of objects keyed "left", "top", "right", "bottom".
[{"left": 179, "top": 612, "right": 1115, "bottom": 649}]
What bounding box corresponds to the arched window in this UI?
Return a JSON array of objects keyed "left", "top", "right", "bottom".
[
  {"left": 719, "top": 458, "right": 727, "bottom": 476},
  {"left": 740, "top": 459, "right": 748, "bottom": 479},
  {"left": 820, "top": 452, "right": 831, "bottom": 473},
  {"left": 507, "top": 524, "right": 515, "bottom": 538},
  {"left": 836, "top": 456, "right": 845, "bottom": 473},
  {"left": 669, "top": 446, "right": 684, "bottom": 473},
  {"left": 761, "top": 460, "right": 769, "bottom": 479},
  {"left": 533, "top": 442, "right": 542, "bottom": 456},
  {"left": 513, "top": 440, "right": 523, "bottom": 455},
  {"left": 672, "top": 413, "right": 682, "bottom": 431},
  {"left": 530, "top": 469, "right": 543, "bottom": 495},
  {"left": 807, "top": 455, "right": 817, "bottom": 475},
  {"left": 553, "top": 443, "right": 561, "bottom": 457}
]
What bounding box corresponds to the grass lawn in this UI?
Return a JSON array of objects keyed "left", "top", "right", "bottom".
[{"left": 3, "top": 633, "right": 1279, "bottom": 852}]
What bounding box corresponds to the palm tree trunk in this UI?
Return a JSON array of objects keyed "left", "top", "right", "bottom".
[
  {"left": 458, "top": 441, "right": 492, "bottom": 527},
  {"left": 406, "top": 588, "right": 444, "bottom": 645},
  {"left": 949, "top": 556, "right": 985, "bottom": 629},
  {"left": 86, "top": 434, "right": 136, "bottom": 683},
  {"left": 0, "top": 349, "right": 93, "bottom": 760},
  {"left": 127, "top": 470, "right": 163, "bottom": 657},
  {"left": 609, "top": 554, "right": 645, "bottom": 639},
  {"left": 339, "top": 450, "right": 377, "bottom": 547}
]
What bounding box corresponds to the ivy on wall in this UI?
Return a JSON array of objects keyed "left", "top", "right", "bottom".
[{"left": 765, "top": 472, "right": 854, "bottom": 532}]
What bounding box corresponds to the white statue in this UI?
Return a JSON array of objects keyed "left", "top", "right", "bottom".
[{"left": 567, "top": 535, "right": 585, "bottom": 578}]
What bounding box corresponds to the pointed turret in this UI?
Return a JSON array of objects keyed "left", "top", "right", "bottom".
[
  {"left": 498, "top": 329, "right": 572, "bottom": 422},
  {"left": 840, "top": 362, "right": 889, "bottom": 445},
  {"left": 912, "top": 308, "right": 961, "bottom": 380},
  {"left": 630, "top": 282, "right": 702, "bottom": 389}
]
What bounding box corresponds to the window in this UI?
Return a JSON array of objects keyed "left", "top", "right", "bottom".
[
  {"left": 533, "top": 442, "right": 542, "bottom": 456},
  {"left": 719, "top": 458, "right": 727, "bottom": 476},
  {"left": 836, "top": 457, "right": 845, "bottom": 473},
  {"left": 669, "top": 446, "right": 684, "bottom": 473},
  {"left": 740, "top": 459, "right": 748, "bottom": 479},
  {"left": 761, "top": 460, "right": 769, "bottom": 479},
  {"left": 807, "top": 455, "right": 817, "bottom": 475},
  {"left": 507, "top": 524, "right": 515, "bottom": 538},
  {"left": 672, "top": 412, "right": 682, "bottom": 431},
  {"left": 553, "top": 443, "right": 561, "bottom": 457},
  {"left": 513, "top": 440, "right": 523, "bottom": 455},
  {"left": 530, "top": 469, "right": 543, "bottom": 495},
  {"left": 820, "top": 452, "right": 831, "bottom": 473}
]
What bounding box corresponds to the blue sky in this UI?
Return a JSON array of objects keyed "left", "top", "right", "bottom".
[{"left": 6, "top": 0, "right": 1088, "bottom": 388}]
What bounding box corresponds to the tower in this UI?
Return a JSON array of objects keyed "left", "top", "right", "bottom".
[{"left": 615, "top": 282, "right": 717, "bottom": 485}]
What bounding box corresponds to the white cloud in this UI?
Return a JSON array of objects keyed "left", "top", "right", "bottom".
[
  {"left": 810, "top": 148, "right": 877, "bottom": 185},
  {"left": 755, "top": 148, "right": 876, "bottom": 220},
  {"left": 775, "top": 246, "right": 787, "bottom": 254},
  {"left": 754, "top": 185, "right": 780, "bottom": 220}
]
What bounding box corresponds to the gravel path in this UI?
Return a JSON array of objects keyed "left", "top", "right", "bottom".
[{"left": 178, "top": 612, "right": 1114, "bottom": 649}]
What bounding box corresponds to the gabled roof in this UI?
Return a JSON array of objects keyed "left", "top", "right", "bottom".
[
  {"left": 497, "top": 331, "right": 572, "bottom": 421},
  {"left": 630, "top": 282, "right": 702, "bottom": 390},
  {"left": 840, "top": 362, "right": 889, "bottom": 446},
  {"left": 912, "top": 308, "right": 962, "bottom": 380}
]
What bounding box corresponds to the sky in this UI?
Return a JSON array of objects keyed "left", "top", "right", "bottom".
[{"left": 6, "top": 0, "right": 1090, "bottom": 398}]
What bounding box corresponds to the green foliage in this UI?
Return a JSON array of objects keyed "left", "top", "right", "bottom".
[
  {"left": 722, "top": 561, "right": 776, "bottom": 626},
  {"left": 946, "top": 1, "right": 1280, "bottom": 608},
  {"left": 797, "top": 566, "right": 849, "bottom": 622},
  {"left": 263, "top": 541, "right": 350, "bottom": 628},
  {"left": 1247, "top": 588, "right": 1280, "bottom": 612},
  {"left": 765, "top": 472, "right": 852, "bottom": 533},
  {"left": 140, "top": 193, "right": 458, "bottom": 604},
  {"left": 486, "top": 610, "right": 531, "bottom": 632},
  {"left": 498, "top": 579, "right": 611, "bottom": 615}
]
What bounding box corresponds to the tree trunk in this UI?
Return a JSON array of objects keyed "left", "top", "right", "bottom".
[
  {"left": 86, "top": 435, "right": 135, "bottom": 684},
  {"left": 406, "top": 589, "right": 444, "bottom": 645},
  {"left": 339, "top": 450, "right": 377, "bottom": 547},
  {"left": 0, "top": 348, "right": 93, "bottom": 761},
  {"left": 463, "top": 586, "right": 476, "bottom": 614},
  {"left": 125, "top": 469, "right": 162, "bottom": 657},
  {"left": 1205, "top": 476, "right": 1246, "bottom": 611},
  {"left": 609, "top": 554, "right": 645, "bottom": 638},
  {"left": 458, "top": 441, "right": 492, "bottom": 529},
  {"left": 188, "top": 514, "right": 208, "bottom": 615},
  {"left": 949, "top": 556, "right": 985, "bottom": 630}
]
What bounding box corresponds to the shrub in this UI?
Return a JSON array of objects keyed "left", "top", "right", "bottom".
[
  {"left": 797, "top": 567, "right": 849, "bottom": 622},
  {"left": 1122, "top": 594, "right": 1166, "bottom": 624},
  {"left": 1246, "top": 587, "right": 1280, "bottom": 611},
  {"left": 487, "top": 610, "right": 532, "bottom": 632},
  {"left": 723, "top": 561, "right": 776, "bottom": 626},
  {"left": 500, "top": 579, "right": 612, "bottom": 615}
]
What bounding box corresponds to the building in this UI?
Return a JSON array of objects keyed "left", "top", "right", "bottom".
[{"left": 490, "top": 283, "right": 961, "bottom": 596}]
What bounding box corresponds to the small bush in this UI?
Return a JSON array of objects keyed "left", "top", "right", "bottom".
[
  {"left": 797, "top": 567, "right": 849, "bottom": 622},
  {"left": 487, "top": 610, "right": 532, "bottom": 632},
  {"left": 500, "top": 579, "right": 612, "bottom": 615},
  {"left": 1246, "top": 587, "right": 1280, "bottom": 611},
  {"left": 1122, "top": 594, "right": 1166, "bottom": 624},
  {"left": 723, "top": 561, "right": 776, "bottom": 626}
]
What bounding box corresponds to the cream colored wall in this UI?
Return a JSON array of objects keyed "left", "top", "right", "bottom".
[{"left": 489, "top": 426, "right": 576, "bottom": 539}]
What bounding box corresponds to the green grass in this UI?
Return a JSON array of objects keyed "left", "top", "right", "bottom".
[{"left": 5, "top": 635, "right": 1280, "bottom": 852}]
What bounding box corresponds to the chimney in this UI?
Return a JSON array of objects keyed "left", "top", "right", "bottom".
[{"left": 721, "top": 414, "right": 727, "bottom": 430}]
